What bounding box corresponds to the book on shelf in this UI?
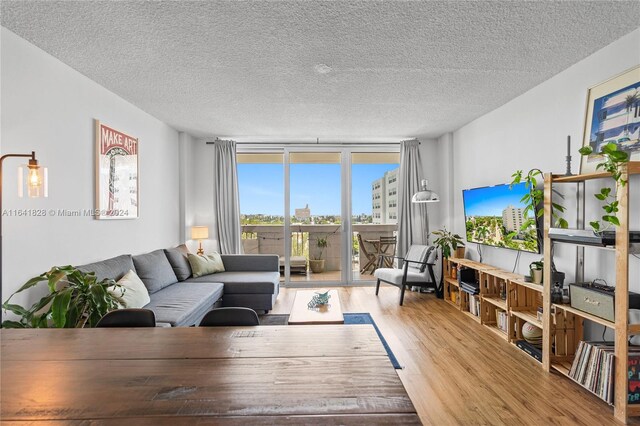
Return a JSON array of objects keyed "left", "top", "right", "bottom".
[
  {"left": 495, "top": 309, "right": 508, "bottom": 333},
  {"left": 568, "top": 341, "right": 640, "bottom": 404},
  {"left": 516, "top": 340, "right": 542, "bottom": 362}
]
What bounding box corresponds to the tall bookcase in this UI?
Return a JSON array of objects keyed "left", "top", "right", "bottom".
[{"left": 542, "top": 161, "right": 640, "bottom": 423}]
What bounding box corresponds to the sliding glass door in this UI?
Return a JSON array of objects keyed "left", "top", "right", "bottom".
[
  {"left": 288, "top": 152, "right": 342, "bottom": 284},
  {"left": 237, "top": 153, "right": 285, "bottom": 282},
  {"left": 350, "top": 153, "right": 400, "bottom": 282},
  {"left": 237, "top": 146, "right": 398, "bottom": 286}
]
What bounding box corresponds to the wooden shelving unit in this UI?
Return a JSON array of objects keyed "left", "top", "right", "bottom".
[
  {"left": 443, "top": 257, "right": 544, "bottom": 354},
  {"left": 543, "top": 161, "right": 640, "bottom": 423}
]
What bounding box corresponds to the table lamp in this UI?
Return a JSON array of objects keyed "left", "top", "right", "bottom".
[{"left": 191, "top": 226, "right": 209, "bottom": 255}]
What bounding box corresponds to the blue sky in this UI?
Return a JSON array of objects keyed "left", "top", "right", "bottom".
[
  {"left": 463, "top": 182, "right": 529, "bottom": 217},
  {"left": 237, "top": 163, "right": 398, "bottom": 215}
]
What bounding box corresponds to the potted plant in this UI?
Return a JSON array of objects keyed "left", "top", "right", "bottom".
[
  {"left": 309, "top": 236, "right": 328, "bottom": 274},
  {"left": 432, "top": 228, "right": 465, "bottom": 297},
  {"left": 2, "top": 266, "right": 122, "bottom": 328},
  {"left": 432, "top": 228, "right": 465, "bottom": 259},
  {"left": 529, "top": 260, "right": 543, "bottom": 284}
]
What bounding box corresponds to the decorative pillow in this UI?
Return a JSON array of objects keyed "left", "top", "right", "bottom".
[
  {"left": 164, "top": 244, "right": 192, "bottom": 281},
  {"left": 132, "top": 250, "right": 178, "bottom": 294},
  {"left": 109, "top": 269, "right": 151, "bottom": 309},
  {"left": 187, "top": 253, "right": 225, "bottom": 277}
]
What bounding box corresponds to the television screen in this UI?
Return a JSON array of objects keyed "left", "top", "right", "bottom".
[{"left": 462, "top": 182, "right": 539, "bottom": 253}]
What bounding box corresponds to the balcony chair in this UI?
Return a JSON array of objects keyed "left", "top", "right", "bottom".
[
  {"left": 199, "top": 307, "right": 260, "bottom": 326},
  {"left": 378, "top": 236, "right": 397, "bottom": 268},
  {"left": 374, "top": 245, "right": 439, "bottom": 306},
  {"left": 96, "top": 308, "right": 156, "bottom": 328},
  {"left": 357, "top": 233, "right": 378, "bottom": 275}
]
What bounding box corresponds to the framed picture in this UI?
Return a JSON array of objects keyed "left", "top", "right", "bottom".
[
  {"left": 95, "top": 120, "right": 139, "bottom": 219},
  {"left": 580, "top": 65, "right": 640, "bottom": 174}
]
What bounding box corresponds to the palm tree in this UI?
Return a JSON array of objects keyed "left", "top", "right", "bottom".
[{"left": 624, "top": 91, "right": 639, "bottom": 136}]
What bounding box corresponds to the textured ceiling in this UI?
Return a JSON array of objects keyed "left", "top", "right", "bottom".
[{"left": 2, "top": 1, "right": 640, "bottom": 142}]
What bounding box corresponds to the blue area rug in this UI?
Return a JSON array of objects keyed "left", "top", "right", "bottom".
[{"left": 344, "top": 312, "right": 402, "bottom": 369}]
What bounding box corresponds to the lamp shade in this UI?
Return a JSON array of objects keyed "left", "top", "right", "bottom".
[
  {"left": 412, "top": 179, "right": 440, "bottom": 203},
  {"left": 18, "top": 163, "right": 48, "bottom": 198},
  {"left": 191, "top": 226, "right": 209, "bottom": 240}
]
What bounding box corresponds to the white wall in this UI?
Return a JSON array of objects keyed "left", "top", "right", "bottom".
[
  {"left": 449, "top": 29, "right": 640, "bottom": 296},
  {"left": 418, "top": 138, "right": 443, "bottom": 239},
  {"left": 184, "top": 139, "right": 217, "bottom": 254},
  {"left": 1, "top": 28, "right": 181, "bottom": 306}
]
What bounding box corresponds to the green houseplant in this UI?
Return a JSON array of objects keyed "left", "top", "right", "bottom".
[
  {"left": 578, "top": 143, "right": 630, "bottom": 232},
  {"left": 432, "top": 228, "right": 465, "bottom": 298},
  {"left": 309, "top": 236, "right": 328, "bottom": 274},
  {"left": 2, "top": 266, "right": 122, "bottom": 328},
  {"left": 510, "top": 168, "right": 568, "bottom": 231},
  {"left": 529, "top": 260, "right": 543, "bottom": 284},
  {"left": 432, "top": 228, "right": 465, "bottom": 259}
]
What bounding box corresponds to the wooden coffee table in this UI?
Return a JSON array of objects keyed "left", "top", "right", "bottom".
[{"left": 288, "top": 289, "right": 344, "bottom": 325}]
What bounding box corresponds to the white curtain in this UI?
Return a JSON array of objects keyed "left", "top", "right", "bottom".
[
  {"left": 212, "top": 139, "right": 243, "bottom": 254},
  {"left": 396, "top": 139, "right": 428, "bottom": 260}
]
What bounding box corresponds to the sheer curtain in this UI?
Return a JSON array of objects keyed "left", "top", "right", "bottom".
[
  {"left": 212, "top": 139, "right": 243, "bottom": 254},
  {"left": 396, "top": 139, "right": 428, "bottom": 260}
]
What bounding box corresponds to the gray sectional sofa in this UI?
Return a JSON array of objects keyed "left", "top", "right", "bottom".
[{"left": 77, "top": 247, "right": 279, "bottom": 327}]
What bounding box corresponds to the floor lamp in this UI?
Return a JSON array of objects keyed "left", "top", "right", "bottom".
[
  {"left": 0, "top": 151, "right": 48, "bottom": 314},
  {"left": 412, "top": 179, "right": 440, "bottom": 296},
  {"left": 411, "top": 179, "right": 440, "bottom": 242}
]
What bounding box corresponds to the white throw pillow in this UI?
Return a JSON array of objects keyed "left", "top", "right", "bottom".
[
  {"left": 187, "top": 253, "right": 225, "bottom": 277},
  {"left": 109, "top": 269, "right": 151, "bottom": 309}
]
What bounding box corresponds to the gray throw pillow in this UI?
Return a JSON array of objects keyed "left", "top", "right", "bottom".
[
  {"left": 164, "top": 244, "right": 192, "bottom": 281},
  {"left": 132, "top": 250, "right": 178, "bottom": 293},
  {"left": 77, "top": 254, "right": 135, "bottom": 282}
]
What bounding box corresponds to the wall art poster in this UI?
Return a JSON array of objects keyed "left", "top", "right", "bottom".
[
  {"left": 580, "top": 66, "right": 640, "bottom": 173},
  {"left": 95, "top": 120, "right": 139, "bottom": 219}
]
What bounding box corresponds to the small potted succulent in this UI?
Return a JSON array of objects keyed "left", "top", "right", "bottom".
[{"left": 529, "top": 260, "right": 544, "bottom": 284}]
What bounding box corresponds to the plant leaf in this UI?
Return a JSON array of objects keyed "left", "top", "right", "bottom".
[
  {"left": 51, "top": 290, "right": 72, "bottom": 328},
  {"left": 590, "top": 221, "right": 600, "bottom": 232},
  {"left": 1, "top": 320, "right": 28, "bottom": 328},
  {"left": 2, "top": 303, "right": 30, "bottom": 317},
  {"left": 11, "top": 275, "right": 46, "bottom": 295},
  {"left": 602, "top": 215, "right": 620, "bottom": 226},
  {"left": 578, "top": 146, "right": 593, "bottom": 155}
]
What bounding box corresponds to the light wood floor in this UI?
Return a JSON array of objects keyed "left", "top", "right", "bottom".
[{"left": 273, "top": 286, "right": 638, "bottom": 425}]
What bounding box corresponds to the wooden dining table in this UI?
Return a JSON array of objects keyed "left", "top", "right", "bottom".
[{"left": 1, "top": 325, "right": 420, "bottom": 425}]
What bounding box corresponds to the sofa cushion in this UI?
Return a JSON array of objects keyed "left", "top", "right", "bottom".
[
  {"left": 220, "top": 254, "right": 279, "bottom": 272},
  {"left": 374, "top": 267, "right": 428, "bottom": 284},
  {"left": 133, "top": 250, "right": 178, "bottom": 294},
  {"left": 188, "top": 253, "right": 225, "bottom": 277},
  {"left": 145, "top": 281, "right": 224, "bottom": 326},
  {"left": 164, "top": 245, "right": 192, "bottom": 281},
  {"left": 109, "top": 269, "right": 151, "bottom": 308},
  {"left": 186, "top": 271, "right": 280, "bottom": 294},
  {"left": 77, "top": 254, "right": 135, "bottom": 282}
]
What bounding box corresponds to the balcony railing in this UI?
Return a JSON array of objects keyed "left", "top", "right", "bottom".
[{"left": 241, "top": 224, "right": 397, "bottom": 279}]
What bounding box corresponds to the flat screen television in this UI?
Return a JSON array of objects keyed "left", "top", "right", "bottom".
[{"left": 462, "top": 182, "right": 540, "bottom": 253}]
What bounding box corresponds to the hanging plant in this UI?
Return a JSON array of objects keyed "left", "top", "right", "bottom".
[{"left": 578, "top": 143, "right": 630, "bottom": 232}]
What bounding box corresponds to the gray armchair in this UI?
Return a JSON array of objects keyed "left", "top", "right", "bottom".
[{"left": 374, "top": 245, "right": 439, "bottom": 305}]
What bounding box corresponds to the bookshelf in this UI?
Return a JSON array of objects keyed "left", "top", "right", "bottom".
[{"left": 543, "top": 161, "right": 640, "bottom": 423}]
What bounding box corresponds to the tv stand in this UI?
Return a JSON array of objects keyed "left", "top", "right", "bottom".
[{"left": 443, "top": 257, "right": 543, "bottom": 347}]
